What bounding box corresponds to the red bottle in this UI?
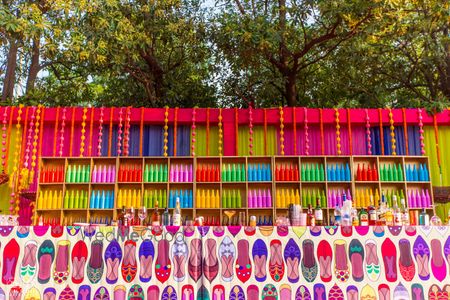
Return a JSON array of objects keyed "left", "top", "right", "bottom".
[
  {"left": 289, "top": 164, "right": 294, "bottom": 181},
  {"left": 275, "top": 165, "right": 280, "bottom": 181},
  {"left": 216, "top": 165, "right": 220, "bottom": 181},
  {"left": 363, "top": 165, "right": 368, "bottom": 181},
  {"left": 373, "top": 164, "right": 378, "bottom": 181},
  {"left": 294, "top": 165, "right": 299, "bottom": 181},
  {"left": 368, "top": 165, "right": 373, "bottom": 181},
  {"left": 118, "top": 166, "right": 123, "bottom": 182},
  {"left": 357, "top": 164, "right": 362, "bottom": 181},
  {"left": 196, "top": 165, "right": 201, "bottom": 182}
]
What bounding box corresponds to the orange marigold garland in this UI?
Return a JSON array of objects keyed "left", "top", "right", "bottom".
[
  {"left": 365, "top": 109, "right": 372, "bottom": 155},
  {"left": 335, "top": 108, "right": 341, "bottom": 155},
  {"left": 88, "top": 107, "right": 94, "bottom": 156},
  {"left": 191, "top": 107, "right": 197, "bottom": 156},
  {"left": 304, "top": 108, "right": 309, "bottom": 155},
  {"left": 248, "top": 106, "right": 254, "bottom": 156},
  {"left": 279, "top": 106, "right": 285, "bottom": 155},
  {"left": 389, "top": 108, "right": 396, "bottom": 155},
  {"left": 19, "top": 106, "right": 32, "bottom": 190},
  {"left": 418, "top": 108, "right": 425, "bottom": 155},
  {"left": 1, "top": 106, "right": 9, "bottom": 173},
  {"left": 117, "top": 107, "right": 123, "bottom": 156},
  {"left": 123, "top": 106, "right": 131, "bottom": 156},
  {"left": 163, "top": 106, "right": 169, "bottom": 157},
  {"left": 80, "top": 107, "right": 88, "bottom": 157},
  {"left": 10, "top": 104, "right": 23, "bottom": 214},
  {"left": 378, "top": 108, "right": 385, "bottom": 155},
  {"left": 98, "top": 107, "right": 105, "bottom": 156},
  {"left": 30, "top": 105, "right": 42, "bottom": 184},
  {"left": 218, "top": 108, "right": 223, "bottom": 156}
]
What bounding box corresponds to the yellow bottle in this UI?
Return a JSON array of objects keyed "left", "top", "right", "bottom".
[
  {"left": 295, "top": 189, "right": 300, "bottom": 205},
  {"left": 375, "top": 188, "right": 380, "bottom": 204},
  {"left": 201, "top": 189, "right": 206, "bottom": 208},
  {"left": 276, "top": 189, "right": 281, "bottom": 207},
  {"left": 206, "top": 189, "right": 211, "bottom": 208},
  {"left": 281, "top": 189, "right": 286, "bottom": 208},
  {"left": 215, "top": 190, "right": 220, "bottom": 208},
  {"left": 196, "top": 190, "right": 201, "bottom": 208}
]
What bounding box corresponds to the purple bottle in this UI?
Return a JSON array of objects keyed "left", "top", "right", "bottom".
[
  {"left": 425, "top": 189, "right": 431, "bottom": 207},
  {"left": 262, "top": 189, "right": 267, "bottom": 208},
  {"left": 174, "top": 164, "right": 179, "bottom": 182},
  {"left": 189, "top": 164, "right": 193, "bottom": 182},
  {"left": 267, "top": 189, "right": 272, "bottom": 207},
  {"left": 101, "top": 165, "right": 107, "bottom": 183},
  {"left": 248, "top": 190, "right": 253, "bottom": 208},
  {"left": 257, "top": 189, "right": 263, "bottom": 207}
]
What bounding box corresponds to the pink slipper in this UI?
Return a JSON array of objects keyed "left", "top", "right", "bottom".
[
  {"left": 3, "top": 239, "right": 19, "bottom": 285},
  {"left": 235, "top": 239, "right": 251, "bottom": 283},
  {"left": 431, "top": 239, "right": 446, "bottom": 282},
  {"left": 381, "top": 238, "right": 397, "bottom": 282}
]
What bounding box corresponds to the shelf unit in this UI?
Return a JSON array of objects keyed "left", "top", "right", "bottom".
[{"left": 35, "top": 155, "right": 435, "bottom": 225}]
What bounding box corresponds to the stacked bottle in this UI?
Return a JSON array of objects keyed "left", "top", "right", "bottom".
[
  {"left": 407, "top": 189, "right": 431, "bottom": 208},
  {"left": 353, "top": 188, "right": 379, "bottom": 208},
  {"left": 118, "top": 164, "right": 142, "bottom": 182},
  {"left": 169, "top": 189, "right": 193, "bottom": 208},
  {"left": 89, "top": 217, "right": 110, "bottom": 225},
  {"left": 169, "top": 164, "right": 193, "bottom": 182},
  {"left": 40, "top": 166, "right": 65, "bottom": 183},
  {"left": 143, "top": 189, "right": 167, "bottom": 208},
  {"left": 196, "top": 189, "right": 220, "bottom": 208},
  {"left": 275, "top": 164, "right": 299, "bottom": 181},
  {"left": 63, "top": 190, "right": 88, "bottom": 209},
  {"left": 381, "top": 189, "right": 406, "bottom": 208},
  {"left": 202, "top": 216, "right": 220, "bottom": 226},
  {"left": 144, "top": 164, "right": 168, "bottom": 182},
  {"left": 328, "top": 189, "right": 352, "bottom": 207},
  {"left": 327, "top": 163, "right": 351, "bottom": 181},
  {"left": 37, "top": 216, "right": 61, "bottom": 226},
  {"left": 92, "top": 165, "right": 116, "bottom": 183},
  {"left": 302, "top": 189, "right": 327, "bottom": 207},
  {"left": 301, "top": 163, "right": 325, "bottom": 181},
  {"left": 38, "top": 190, "right": 63, "bottom": 209},
  {"left": 256, "top": 215, "right": 273, "bottom": 226},
  {"left": 405, "top": 164, "right": 429, "bottom": 181},
  {"left": 379, "top": 164, "right": 404, "bottom": 181},
  {"left": 248, "top": 189, "right": 272, "bottom": 208},
  {"left": 222, "top": 163, "right": 246, "bottom": 182},
  {"left": 355, "top": 163, "right": 378, "bottom": 181},
  {"left": 66, "top": 164, "right": 90, "bottom": 183},
  {"left": 89, "top": 190, "right": 114, "bottom": 209},
  {"left": 276, "top": 188, "right": 300, "bottom": 208},
  {"left": 196, "top": 164, "right": 220, "bottom": 182},
  {"left": 117, "top": 189, "right": 142, "bottom": 208},
  {"left": 248, "top": 163, "right": 272, "bottom": 181},
  {"left": 222, "top": 189, "right": 243, "bottom": 208}
]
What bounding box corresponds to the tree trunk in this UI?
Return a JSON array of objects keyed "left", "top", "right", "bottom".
[
  {"left": 285, "top": 73, "right": 297, "bottom": 106},
  {"left": 26, "top": 38, "right": 41, "bottom": 94},
  {"left": 1, "top": 39, "right": 18, "bottom": 102}
]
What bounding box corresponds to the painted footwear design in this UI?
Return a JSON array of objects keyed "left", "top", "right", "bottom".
[
  {"left": 188, "top": 238, "right": 203, "bottom": 282},
  {"left": 283, "top": 238, "right": 300, "bottom": 283},
  {"left": 365, "top": 239, "right": 380, "bottom": 281},
  {"left": 219, "top": 236, "right": 235, "bottom": 282},
  {"left": 334, "top": 240, "right": 350, "bottom": 282},
  {"left": 2, "top": 239, "right": 19, "bottom": 285},
  {"left": 398, "top": 238, "right": 415, "bottom": 281},
  {"left": 138, "top": 239, "right": 154, "bottom": 283},
  {"left": 301, "top": 239, "right": 317, "bottom": 282},
  {"left": 252, "top": 238, "right": 267, "bottom": 282},
  {"left": 121, "top": 240, "right": 137, "bottom": 283},
  {"left": 72, "top": 240, "right": 88, "bottom": 284},
  {"left": 381, "top": 238, "right": 397, "bottom": 282},
  {"left": 235, "top": 239, "right": 252, "bottom": 283},
  {"left": 172, "top": 233, "right": 189, "bottom": 282},
  {"left": 155, "top": 239, "right": 171, "bottom": 283},
  {"left": 105, "top": 239, "right": 122, "bottom": 284},
  {"left": 87, "top": 240, "right": 104, "bottom": 284},
  {"left": 413, "top": 235, "right": 430, "bottom": 281},
  {"left": 269, "top": 239, "right": 285, "bottom": 282},
  {"left": 20, "top": 240, "right": 38, "bottom": 284},
  {"left": 53, "top": 240, "right": 71, "bottom": 284},
  {"left": 317, "top": 240, "right": 332, "bottom": 282},
  {"left": 349, "top": 239, "right": 364, "bottom": 282},
  {"left": 38, "top": 240, "right": 55, "bottom": 284}
]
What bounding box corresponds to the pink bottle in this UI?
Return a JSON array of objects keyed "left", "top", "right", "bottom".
[
  {"left": 102, "top": 165, "right": 107, "bottom": 183},
  {"left": 425, "top": 189, "right": 431, "bottom": 207},
  {"left": 174, "top": 164, "right": 179, "bottom": 182},
  {"left": 92, "top": 166, "right": 97, "bottom": 183},
  {"left": 262, "top": 189, "right": 267, "bottom": 208},
  {"left": 257, "top": 189, "right": 263, "bottom": 207},
  {"left": 248, "top": 190, "right": 253, "bottom": 208},
  {"left": 189, "top": 164, "right": 193, "bottom": 182},
  {"left": 267, "top": 189, "right": 272, "bottom": 207}
]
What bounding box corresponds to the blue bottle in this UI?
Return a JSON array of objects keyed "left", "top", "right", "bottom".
[
  {"left": 340, "top": 164, "right": 345, "bottom": 181},
  {"left": 419, "top": 164, "right": 424, "bottom": 181},
  {"left": 90, "top": 192, "right": 95, "bottom": 209},
  {"left": 189, "top": 190, "right": 193, "bottom": 208},
  {"left": 266, "top": 164, "right": 271, "bottom": 181},
  {"left": 248, "top": 164, "right": 253, "bottom": 181},
  {"left": 405, "top": 165, "right": 410, "bottom": 181},
  {"left": 345, "top": 163, "right": 351, "bottom": 181},
  {"left": 257, "top": 164, "right": 262, "bottom": 181},
  {"left": 413, "top": 165, "right": 418, "bottom": 181},
  {"left": 423, "top": 164, "right": 429, "bottom": 181},
  {"left": 331, "top": 165, "right": 336, "bottom": 181}
]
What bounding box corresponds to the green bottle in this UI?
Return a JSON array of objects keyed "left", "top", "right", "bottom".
[
  {"left": 241, "top": 164, "right": 246, "bottom": 181},
  {"left": 231, "top": 164, "right": 236, "bottom": 182},
  {"left": 156, "top": 164, "right": 160, "bottom": 182},
  {"left": 81, "top": 165, "right": 86, "bottom": 183},
  {"left": 306, "top": 189, "right": 311, "bottom": 206},
  {"left": 69, "top": 190, "right": 74, "bottom": 209},
  {"left": 387, "top": 165, "right": 392, "bottom": 181},
  {"left": 231, "top": 189, "right": 236, "bottom": 208},
  {"left": 398, "top": 164, "right": 403, "bottom": 181},
  {"left": 379, "top": 165, "right": 384, "bottom": 181},
  {"left": 319, "top": 164, "right": 325, "bottom": 181},
  {"left": 302, "top": 190, "right": 306, "bottom": 207},
  {"left": 321, "top": 190, "right": 327, "bottom": 208},
  {"left": 159, "top": 164, "right": 164, "bottom": 182},
  {"left": 86, "top": 165, "right": 91, "bottom": 182},
  {"left": 162, "top": 189, "right": 167, "bottom": 207},
  {"left": 222, "top": 190, "right": 227, "bottom": 208},
  {"left": 301, "top": 165, "right": 306, "bottom": 181},
  {"left": 67, "top": 165, "right": 72, "bottom": 183},
  {"left": 227, "top": 164, "right": 232, "bottom": 182},
  {"left": 75, "top": 165, "right": 80, "bottom": 183},
  {"left": 305, "top": 164, "right": 310, "bottom": 181},
  {"left": 315, "top": 164, "right": 320, "bottom": 181},
  {"left": 163, "top": 165, "right": 168, "bottom": 182},
  {"left": 236, "top": 190, "right": 242, "bottom": 208},
  {"left": 393, "top": 164, "right": 398, "bottom": 181},
  {"left": 64, "top": 192, "right": 69, "bottom": 208},
  {"left": 236, "top": 164, "right": 241, "bottom": 182}
]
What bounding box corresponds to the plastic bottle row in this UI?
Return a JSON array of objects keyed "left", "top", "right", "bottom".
[
  {"left": 37, "top": 190, "right": 63, "bottom": 209},
  {"left": 118, "top": 164, "right": 142, "bottom": 182},
  {"left": 222, "top": 164, "right": 246, "bottom": 182},
  {"left": 64, "top": 190, "right": 89, "bottom": 209},
  {"left": 407, "top": 189, "right": 432, "bottom": 208},
  {"left": 276, "top": 188, "right": 300, "bottom": 208},
  {"left": 143, "top": 189, "right": 167, "bottom": 208},
  {"left": 169, "top": 164, "right": 193, "bottom": 182},
  {"left": 144, "top": 164, "right": 168, "bottom": 182},
  {"left": 256, "top": 215, "right": 273, "bottom": 226},
  {"left": 196, "top": 189, "right": 220, "bottom": 208},
  {"left": 248, "top": 164, "right": 272, "bottom": 181},
  {"left": 275, "top": 164, "right": 299, "bottom": 181},
  {"left": 301, "top": 189, "right": 327, "bottom": 208},
  {"left": 355, "top": 164, "right": 378, "bottom": 181},
  {"left": 222, "top": 189, "right": 243, "bottom": 208},
  {"left": 117, "top": 189, "right": 142, "bottom": 208},
  {"left": 66, "top": 165, "right": 90, "bottom": 183},
  {"left": 353, "top": 188, "right": 379, "bottom": 208},
  {"left": 89, "top": 217, "right": 110, "bottom": 225},
  {"left": 196, "top": 164, "right": 220, "bottom": 182},
  {"left": 169, "top": 189, "right": 193, "bottom": 208},
  {"left": 92, "top": 165, "right": 116, "bottom": 183},
  {"left": 201, "top": 217, "right": 220, "bottom": 226},
  {"left": 382, "top": 189, "right": 406, "bottom": 208},
  {"left": 90, "top": 190, "right": 114, "bottom": 209},
  {"left": 301, "top": 164, "right": 325, "bottom": 181},
  {"left": 379, "top": 164, "right": 404, "bottom": 181},
  {"left": 328, "top": 189, "right": 352, "bottom": 208},
  {"left": 40, "top": 166, "right": 65, "bottom": 183},
  {"left": 405, "top": 164, "right": 429, "bottom": 182},
  {"left": 249, "top": 189, "right": 273, "bottom": 208},
  {"left": 327, "top": 163, "right": 351, "bottom": 181}
]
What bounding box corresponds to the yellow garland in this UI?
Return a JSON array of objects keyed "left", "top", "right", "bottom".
[
  {"left": 10, "top": 105, "right": 23, "bottom": 214},
  {"left": 80, "top": 107, "right": 88, "bottom": 157},
  {"left": 163, "top": 106, "right": 169, "bottom": 157},
  {"left": 335, "top": 108, "right": 342, "bottom": 155},
  {"left": 29, "top": 105, "right": 42, "bottom": 184},
  {"left": 218, "top": 108, "right": 223, "bottom": 156},
  {"left": 389, "top": 108, "right": 396, "bottom": 155},
  {"left": 279, "top": 106, "right": 285, "bottom": 155}
]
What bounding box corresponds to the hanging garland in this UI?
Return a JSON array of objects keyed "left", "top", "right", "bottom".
[
  {"left": 402, "top": 108, "right": 409, "bottom": 155},
  {"left": 304, "top": 108, "right": 310, "bottom": 155},
  {"left": 80, "top": 107, "right": 88, "bottom": 157},
  {"left": 53, "top": 107, "right": 60, "bottom": 156},
  {"left": 88, "top": 107, "right": 94, "bottom": 156},
  {"left": 218, "top": 108, "right": 223, "bottom": 156},
  {"left": 248, "top": 106, "right": 254, "bottom": 156},
  {"left": 30, "top": 105, "right": 42, "bottom": 184},
  {"left": 191, "top": 107, "right": 197, "bottom": 156},
  {"left": 389, "top": 108, "right": 396, "bottom": 155},
  {"left": 24, "top": 106, "right": 36, "bottom": 171},
  {"left": 10, "top": 104, "right": 23, "bottom": 214},
  {"left": 117, "top": 108, "right": 123, "bottom": 156},
  {"left": 18, "top": 106, "right": 31, "bottom": 191},
  {"left": 378, "top": 108, "right": 385, "bottom": 155},
  {"left": 174, "top": 107, "right": 178, "bottom": 156},
  {"left": 5, "top": 107, "right": 15, "bottom": 174},
  {"left": 279, "top": 106, "right": 285, "bottom": 155},
  {"left": 98, "top": 107, "right": 105, "bottom": 156},
  {"left": 418, "top": 108, "right": 425, "bottom": 155},
  {"left": 206, "top": 108, "right": 210, "bottom": 156},
  {"left": 293, "top": 108, "right": 297, "bottom": 155},
  {"left": 365, "top": 109, "right": 372, "bottom": 155},
  {"left": 69, "top": 107, "right": 75, "bottom": 156},
  {"left": 335, "top": 108, "right": 341, "bottom": 155},
  {"left": 123, "top": 107, "right": 131, "bottom": 156},
  {"left": 1, "top": 107, "right": 9, "bottom": 174},
  {"left": 108, "top": 107, "right": 114, "bottom": 156},
  {"left": 163, "top": 106, "right": 169, "bottom": 157}
]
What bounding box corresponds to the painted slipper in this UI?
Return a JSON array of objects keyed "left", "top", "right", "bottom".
[
  {"left": 121, "top": 240, "right": 137, "bottom": 283},
  {"left": 405, "top": 226, "right": 416, "bottom": 237},
  {"left": 378, "top": 284, "right": 390, "bottom": 300},
  {"left": 247, "top": 285, "right": 258, "bottom": 300},
  {"left": 146, "top": 286, "right": 159, "bottom": 300},
  {"left": 431, "top": 239, "right": 447, "bottom": 282},
  {"left": 428, "top": 285, "right": 441, "bottom": 300},
  {"left": 93, "top": 287, "right": 109, "bottom": 300},
  {"left": 373, "top": 226, "right": 385, "bottom": 237},
  {"left": 295, "top": 285, "right": 311, "bottom": 300},
  {"left": 212, "top": 285, "right": 225, "bottom": 300},
  {"left": 382, "top": 238, "right": 397, "bottom": 282},
  {"left": 360, "top": 285, "right": 376, "bottom": 300},
  {"left": 51, "top": 225, "right": 64, "bottom": 238},
  {"left": 24, "top": 288, "right": 41, "bottom": 300},
  {"left": 113, "top": 286, "right": 125, "bottom": 300},
  {"left": 172, "top": 233, "right": 189, "bottom": 282},
  {"left": 53, "top": 240, "right": 71, "bottom": 284},
  {"left": 280, "top": 284, "right": 291, "bottom": 299},
  {"left": 346, "top": 286, "right": 358, "bottom": 300},
  {"left": 413, "top": 235, "right": 430, "bottom": 280},
  {"left": 188, "top": 238, "right": 203, "bottom": 282},
  {"left": 261, "top": 284, "right": 277, "bottom": 300},
  {"left": 219, "top": 236, "right": 235, "bottom": 282},
  {"left": 341, "top": 225, "right": 352, "bottom": 237},
  {"left": 72, "top": 240, "right": 88, "bottom": 284},
  {"left": 20, "top": 240, "right": 38, "bottom": 284},
  {"left": 87, "top": 240, "right": 104, "bottom": 284},
  {"left": 301, "top": 239, "right": 317, "bottom": 282},
  {"left": 77, "top": 285, "right": 91, "bottom": 300},
  {"left": 203, "top": 238, "right": 218, "bottom": 283},
  {"left": 0, "top": 288, "right": 5, "bottom": 300},
  {"left": 235, "top": 239, "right": 252, "bottom": 283},
  {"left": 388, "top": 226, "right": 402, "bottom": 236},
  {"left": 182, "top": 285, "right": 195, "bottom": 300},
  {"left": 411, "top": 284, "right": 424, "bottom": 300},
  {"left": 17, "top": 226, "right": 30, "bottom": 238},
  {"left": 59, "top": 286, "right": 75, "bottom": 300},
  {"left": 229, "top": 286, "right": 244, "bottom": 300},
  {"left": 310, "top": 226, "right": 321, "bottom": 237},
  {"left": 313, "top": 284, "right": 326, "bottom": 300},
  {"left": 445, "top": 236, "right": 450, "bottom": 276},
  {"left": 197, "top": 285, "right": 209, "bottom": 300},
  {"left": 277, "top": 225, "right": 289, "bottom": 237},
  {"left": 104, "top": 239, "right": 122, "bottom": 284},
  {"left": 128, "top": 284, "right": 144, "bottom": 300},
  {"left": 328, "top": 284, "right": 344, "bottom": 300},
  {"left": 139, "top": 239, "right": 154, "bottom": 282},
  {"left": 365, "top": 239, "right": 380, "bottom": 281},
  {"left": 393, "top": 283, "right": 409, "bottom": 300},
  {"left": 38, "top": 239, "right": 55, "bottom": 284},
  {"left": 334, "top": 239, "right": 350, "bottom": 282},
  {"left": 442, "top": 285, "right": 450, "bottom": 300},
  {"left": 324, "top": 226, "right": 338, "bottom": 236},
  {"left": 252, "top": 238, "right": 268, "bottom": 282},
  {"left": 43, "top": 288, "right": 56, "bottom": 300},
  {"left": 317, "top": 240, "right": 332, "bottom": 282},
  {"left": 398, "top": 238, "right": 415, "bottom": 281},
  {"left": 269, "top": 239, "right": 285, "bottom": 282},
  {"left": 349, "top": 239, "right": 364, "bottom": 282},
  {"left": 2, "top": 239, "right": 19, "bottom": 285},
  {"left": 155, "top": 239, "right": 171, "bottom": 283},
  {"left": 161, "top": 286, "right": 177, "bottom": 300}
]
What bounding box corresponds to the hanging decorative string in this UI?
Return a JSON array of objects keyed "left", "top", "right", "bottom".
[
  {"left": 24, "top": 106, "right": 36, "bottom": 173},
  {"left": 279, "top": 106, "right": 285, "bottom": 155},
  {"left": 52, "top": 107, "right": 60, "bottom": 156},
  {"left": 88, "top": 107, "right": 94, "bottom": 156},
  {"left": 174, "top": 107, "right": 178, "bottom": 156},
  {"left": 80, "top": 107, "right": 88, "bottom": 157},
  {"left": 98, "top": 107, "right": 104, "bottom": 156},
  {"left": 389, "top": 108, "right": 396, "bottom": 155},
  {"left": 304, "top": 108, "right": 310, "bottom": 155},
  {"left": 1, "top": 107, "right": 9, "bottom": 174},
  {"left": 123, "top": 107, "right": 131, "bottom": 156},
  {"left": 191, "top": 107, "right": 197, "bottom": 156},
  {"left": 248, "top": 106, "right": 254, "bottom": 156},
  {"left": 163, "top": 107, "right": 169, "bottom": 157},
  {"left": 20, "top": 106, "right": 33, "bottom": 190},
  {"left": 218, "top": 108, "right": 223, "bottom": 156},
  {"left": 30, "top": 105, "right": 42, "bottom": 184},
  {"left": 117, "top": 108, "right": 123, "bottom": 156},
  {"left": 59, "top": 108, "right": 67, "bottom": 157},
  {"left": 69, "top": 107, "right": 76, "bottom": 156},
  {"left": 365, "top": 109, "right": 372, "bottom": 155},
  {"left": 418, "top": 108, "right": 425, "bottom": 155},
  {"left": 206, "top": 108, "right": 210, "bottom": 156},
  {"left": 5, "top": 107, "right": 15, "bottom": 174},
  {"left": 402, "top": 108, "right": 409, "bottom": 155},
  {"left": 293, "top": 108, "right": 297, "bottom": 155},
  {"left": 108, "top": 107, "right": 114, "bottom": 156},
  {"left": 335, "top": 108, "right": 342, "bottom": 155},
  {"left": 378, "top": 108, "right": 385, "bottom": 155},
  {"left": 10, "top": 104, "right": 23, "bottom": 214}
]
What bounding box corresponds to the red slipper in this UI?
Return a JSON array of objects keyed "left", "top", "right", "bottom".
[
  {"left": 71, "top": 240, "right": 88, "bottom": 284},
  {"left": 2, "top": 239, "right": 20, "bottom": 285},
  {"left": 317, "top": 240, "right": 332, "bottom": 282},
  {"left": 381, "top": 238, "right": 397, "bottom": 282}
]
